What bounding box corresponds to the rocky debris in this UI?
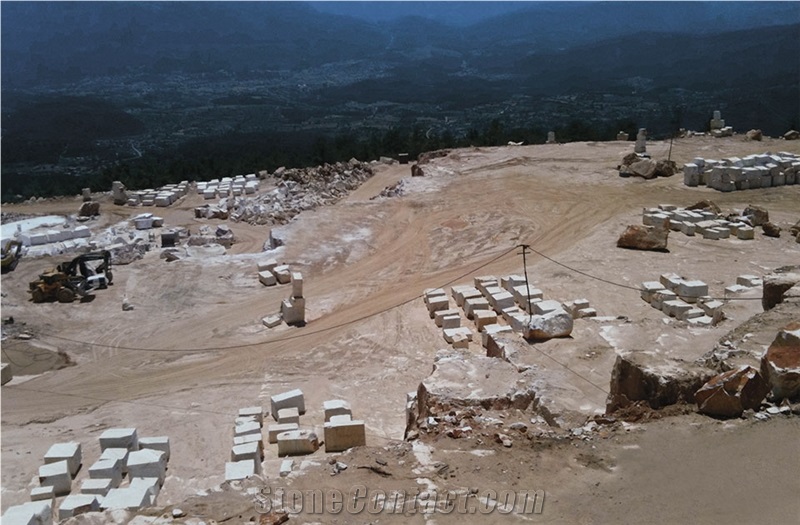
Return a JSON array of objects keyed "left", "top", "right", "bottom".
[
  {"left": 746, "top": 129, "right": 763, "bottom": 141},
  {"left": 417, "top": 149, "right": 451, "bottom": 164},
  {"left": 409, "top": 349, "right": 539, "bottom": 435},
  {"left": 616, "top": 223, "right": 669, "bottom": 251},
  {"left": 762, "top": 221, "right": 781, "bottom": 238},
  {"left": 694, "top": 365, "right": 769, "bottom": 418},
  {"left": 219, "top": 160, "right": 373, "bottom": 226},
  {"left": 108, "top": 241, "right": 147, "bottom": 265},
  {"left": 215, "top": 225, "right": 235, "bottom": 246},
  {"left": 522, "top": 308, "right": 574, "bottom": 340},
  {"left": 371, "top": 180, "right": 406, "bottom": 199},
  {"left": 760, "top": 322, "right": 800, "bottom": 401},
  {"left": 743, "top": 205, "right": 769, "bottom": 226},
  {"left": 762, "top": 266, "right": 800, "bottom": 311},
  {"left": 790, "top": 220, "right": 800, "bottom": 239},
  {"left": 784, "top": 129, "right": 800, "bottom": 140},
  {"left": 194, "top": 205, "right": 228, "bottom": 220},
  {"left": 78, "top": 201, "right": 100, "bottom": 217},
  {"left": 686, "top": 199, "right": 721, "bottom": 215},
  {"left": 411, "top": 164, "right": 425, "bottom": 177},
  {"left": 653, "top": 159, "right": 677, "bottom": 178},
  {"left": 620, "top": 158, "right": 657, "bottom": 179},
  {"left": 606, "top": 352, "right": 716, "bottom": 413}
]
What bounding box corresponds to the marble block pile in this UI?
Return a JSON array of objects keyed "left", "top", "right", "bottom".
[
  {"left": 267, "top": 389, "right": 322, "bottom": 457},
  {"left": 323, "top": 399, "right": 366, "bottom": 453},
  {"left": 197, "top": 174, "right": 260, "bottom": 200},
  {"left": 683, "top": 152, "right": 800, "bottom": 191},
  {"left": 122, "top": 181, "right": 190, "bottom": 207},
  {"left": 259, "top": 261, "right": 305, "bottom": 327},
  {"left": 131, "top": 213, "right": 165, "bottom": 231},
  {"left": 640, "top": 273, "right": 722, "bottom": 326},
  {"left": 18, "top": 225, "right": 92, "bottom": 247},
  {"left": 227, "top": 406, "right": 265, "bottom": 482},
  {"left": 642, "top": 204, "right": 754, "bottom": 241},
  {"left": 724, "top": 274, "right": 764, "bottom": 297}
]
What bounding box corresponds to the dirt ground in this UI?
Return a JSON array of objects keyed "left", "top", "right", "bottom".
[{"left": 1, "top": 136, "right": 799, "bottom": 523}]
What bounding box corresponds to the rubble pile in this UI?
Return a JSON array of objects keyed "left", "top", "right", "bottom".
[
  {"left": 683, "top": 151, "right": 800, "bottom": 191},
  {"left": 370, "top": 180, "right": 406, "bottom": 199},
  {"left": 220, "top": 160, "right": 374, "bottom": 225}
]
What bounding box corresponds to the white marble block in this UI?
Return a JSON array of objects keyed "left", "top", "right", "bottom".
[
  {"left": 270, "top": 388, "right": 306, "bottom": 420},
  {"left": 44, "top": 442, "right": 82, "bottom": 477},
  {"left": 99, "top": 428, "right": 139, "bottom": 451},
  {"left": 323, "top": 400, "right": 352, "bottom": 422},
  {"left": 291, "top": 272, "right": 303, "bottom": 298},
  {"left": 88, "top": 458, "right": 123, "bottom": 487},
  {"left": 80, "top": 478, "right": 113, "bottom": 496},
  {"left": 238, "top": 406, "right": 263, "bottom": 425},
  {"left": 58, "top": 494, "right": 99, "bottom": 521},
  {"left": 268, "top": 423, "right": 300, "bottom": 444},
  {"left": 138, "top": 436, "right": 170, "bottom": 461},
  {"left": 277, "top": 430, "right": 320, "bottom": 456},
  {"left": 277, "top": 407, "right": 300, "bottom": 425},
  {"left": 38, "top": 460, "right": 72, "bottom": 496},
  {"left": 324, "top": 418, "right": 367, "bottom": 453}
]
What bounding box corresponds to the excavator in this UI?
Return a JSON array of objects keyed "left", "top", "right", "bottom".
[
  {"left": 1, "top": 240, "right": 22, "bottom": 272},
  {"left": 29, "top": 250, "right": 113, "bottom": 303}
]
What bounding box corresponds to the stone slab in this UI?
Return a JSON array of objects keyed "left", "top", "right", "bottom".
[
  {"left": 324, "top": 419, "right": 367, "bottom": 453},
  {"left": 276, "top": 430, "right": 320, "bottom": 456}
]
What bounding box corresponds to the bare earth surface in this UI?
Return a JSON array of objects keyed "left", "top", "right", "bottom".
[{"left": 2, "top": 136, "right": 799, "bottom": 523}]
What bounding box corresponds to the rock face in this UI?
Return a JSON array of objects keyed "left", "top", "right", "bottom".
[
  {"left": 760, "top": 323, "right": 800, "bottom": 401},
  {"left": 78, "top": 202, "right": 100, "bottom": 217},
  {"left": 606, "top": 353, "right": 716, "bottom": 413},
  {"left": 417, "top": 149, "right": 451, "bottom": 164},
  {"left": 616, "top": 223, "right": 669, "bottom": 251},
  {"left": 762, "top": 266, "right": 800, "bottom": 310},
  {"left": 784, "top": 129, "right": 800, "bottom": 140},
  {"left": 762, "top": 221, "right": 781, "bottom": 238},
  {"left": 746, "top": 129, "right": 763, "bottom": 141},
  {"left": 694, "top": 365, "right": 769, "bottom": 418},
  {"left": 522, "top": 309, "right": 573, "bottom": 340},
  {"left": 743, "top": 205, "right": 769, "bottom": 226}
]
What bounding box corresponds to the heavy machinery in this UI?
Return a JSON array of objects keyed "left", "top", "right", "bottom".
[
  {"left": 1, "top": 240, "right": 22, "bottom": 272},
  {"left": 29, "top": 250, "right": 113, "bottom": 303}
]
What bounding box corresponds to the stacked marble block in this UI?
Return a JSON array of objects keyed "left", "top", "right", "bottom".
[
  {"left": 683, "top": 152, "right": 800, "bottom": 191},
  {"left": 258, "top": 259, "right": 305, "bottom": 327},
  {"left": 1, "top": 501, "right": 53, "bottom": 525},
  {"left": 197, "top": 174, "right": 260, "bottom": 200},
  {"left": 640, "top": 273, "right": 722, "bottom": 326},
  {"left": 18, "top": 225, "right": 93, "bottom": 247},
  {"left": 424, "top": 288, "right": 473, "bottom": 348},
  {"left": 724, "top": 274, "right": 764, "bottom": 297},
  {"left": 126, "top": 181, "right": 190, "bottom": 207},
  {"left": 643, "top": 204, "right": 754, "bottom": 241},
  {"left": 322, "top": 399, "right": 367, "bottom": 453},
  {"left": 268, "top": 389, "right": 320, "bottom": 459},
  {"left": 131, "top": 212, "right": 165, "bottom": 231},
  {"left": 226, "top": 406, "right": 265, "bottom": 482}
]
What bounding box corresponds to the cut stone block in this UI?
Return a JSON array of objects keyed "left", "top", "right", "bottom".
[
  {"left": 99, "top": 428, "right": 139, "bottom": 451},
  {"left": 512, "top": 284, "right": 544, "bottom": 306},
  {"left": 44, "top": 442, "right": 82, "bottom": 477},
  {"left": 564, "top": 298, "right": 591, "bottom": 318},
  {"left": 258, "top": 271, "right": 277, "bottom": 286},
  {"left": 80, "top": 478, "right": 113, "bottom": 496},
  {"left": 280, "top": 459, "right": 294, "bottom": 477},
  {"left": 234, "top": 420, "right": 261, "bottom": 438},
  {"left": 126, "top": 449, "right": 167, "bottom": 484},
  {"left": 464, "top": 297, "right": 490, "bottom": 319},
  {"left": 640, "top": 281, "right": 665, "bottom": 302},
  {"left": 443, "top": 327, "right": 473, "bottom": 344},
  {"left": 423, "top": 288, "right": 446, "bottom": 302},
  {"left": 441, "top": 314, "right": 461, "bottom": 329},
  {"left": 2, "top": 501, "right": 53, "bottom": 525},
  {"left": 88, "top": 458, "right": 123, "bottom": 487},
  {"left": 277, "top": 430, "right": 320, "bottom": 456},
  {"left": 238, "top": 406, "right": 263, "bottom": 425},
  {"left": 280, "top": 297, "right": 305, "bottom": 325},
  {"left": 101, "top": 486, "right": 152, "bottom": 510},
  {"left": 434, "top": 308, "right": 460, "bottom": 328},
  {"left": 712, "top": 227, "right": 730, "bottom": 239},
  {"left": 38, "top": 460, "right": 72, "bottom": 496},
  {"left": 489, "top": 291, "right": 515, "bottom": 312},
  {"left": 651, "top": 290, "right": 676, "bottom": 310},
  {"left": 660, "top": 273, "right": 684, "bottom": 291},
  {"left": 533, "top": 300, "right": 562, "bottom": 315},
  {"left": 233, "top": 433, "right": 264, "bottom": 450},
  {"left": 268, "top": 423, "right": 300, "bottom": 444},
  {"left": 30, "top": 485, "right": 54, "bottom": 502},
  {"left": 737, "top": 275, "right": 762, "bottom": 287},
  {"left": 473, "top": 309, "right": 498, "bottom": 331},
  {"left": 277, "top": 407, "right": 300, "bottom": 425},
  {"left": 576, "top": 307, "right": 597, "bottom": 318},
  {"left": 483, "top": 285, "right": 504, "bottom": 297},
  {"left": 323, "top": 399, "right": 352, "bottom": 422},
  {"left": 725, "top": 284, "right": 750, "bottom": 296},
  {"left": 231, "top": 442, "right": 263, "bottom": 469},
  {"left": 329, "top": 414, "right": 352, "bottom": 423},
  {"left": 680, "top": 222, "right": 696, "bottom": 236},
  {"left": 138, "top": 436, "right": 170, "bottom": 461},
  {"left": 677, "top": 280, "right": 708, "bottom": 303},
  {"left": 474, "top": 276, "right": 499, "bottom": 295},
  {"left": 262, "top": 314, "right": 282, "bottom": 328},
  {"left": 273, "top": 265, "right": 292, "bottom": 284},
  {"left": 129, "top": 477, "right": 160, "bottom": 505},
  {"left": 700, "top": 300, "right": 725, "bottom": 317},
  {"left": 58, "top": 494, "right": 99, "bottom": 521},
  {"left": 257, "top": 259, "right": 277, "bottom": 272},
  {"left": 736, "top": 226, "right": 755, "bottom": 240},
  {"left": 291, "top": 272, "right": 303, "bottom": 298},
  {"left": 480, "top": 324, "right": 513, "bottom": 348},
  {"left": 451, "top": 286, "right": 482, "bottom": 307},
  {"left": 270, "top": 388, "right": 305, "bottom": 420},
  {"left": 501, "top": 275, "right": 526, "bottom": 292},
  {"left": 684, "top": 307, "right": 705, "bottom": 320},
  {"left": 226, "top": 460, "right": 256, "bottom": 482},
  {"left": 663, "top": 299, "right": 692, "bottom": 318},
  {"left": 426, "top": 295, "right": 450, "bottom": 317},
  {"left": 324, "top": 418, "right": 367, "bottom": 453},
  {"left": 688, "top": 316, "right": 714, "bottom": 327}
]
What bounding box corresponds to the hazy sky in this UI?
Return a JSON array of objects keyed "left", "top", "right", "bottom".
[{"left": 307, "top": 1, "right": 530, "bottom": 26}]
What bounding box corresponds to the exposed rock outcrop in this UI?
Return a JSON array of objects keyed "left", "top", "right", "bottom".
[
  {"left": 694, "top": 365, "right": 769, "bottom": 418},
  {"left": 762, "top": 266, "right": 800, "bottom": 311}
]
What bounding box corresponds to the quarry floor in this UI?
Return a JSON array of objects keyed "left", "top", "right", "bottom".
[{"left": 1, "top": 136, "right": 799, "bottom": 523}]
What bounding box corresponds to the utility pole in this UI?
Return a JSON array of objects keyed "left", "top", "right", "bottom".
[{"left": 519, "top": 244, "right": 533, "bottom": 324}]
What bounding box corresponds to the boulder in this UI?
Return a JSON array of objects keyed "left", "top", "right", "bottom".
[
  {"left": 607, "top": 352, "right": 716, "bottom": 413},
  {"left": 522, "top": 309, "right": 573, "bottom": 340},
  {"left": 760, "top": 323, "right": 800, "bottom": 401},
  {"left": 762, "top": 266, "right": 800, "bottom": 310},
  {"left": 654, "top": 159, "right": 677, "bottom": 178},
  {"left": 411, "top": 164, "right": 424, "bottom": 177},
  {"left": 784, "top": 129, "right": 800, "bottom": 140},
  {"left": 616, "top": 223, "right": 669, "bottom": 252},
  {"left": 620, "top": 152, "right": 640, "bottom": 166},
  {"left": 625, "top": 159, "right": 657, "bottom": 179},
  {"left": 695, "top": 365, "right": 769, "bottom": 418},
  {"left": 789, "top": 220, "right": 800, "bottom": 239},
  {"left": 762, "top": 221, "right": 781, "bottom": 238},
  {"left": 743, "top": 205, "right": 769, "bottom": 226},
  {"left": 745, "top": 129, "right": 763, "bottom": 141},
  {"left": 686, "top": 199, "right": 721, "bottom": 215},
  {"left": 79, "top": 201, "right": 100, "bottom": 217}
]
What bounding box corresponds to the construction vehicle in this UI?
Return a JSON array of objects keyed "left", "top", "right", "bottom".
[
  {"left": 1, "top": 240, "right": 22, "bottom": 272},
  {"left": 29, "top": 250, "right": 113, "bottom": 303}
]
